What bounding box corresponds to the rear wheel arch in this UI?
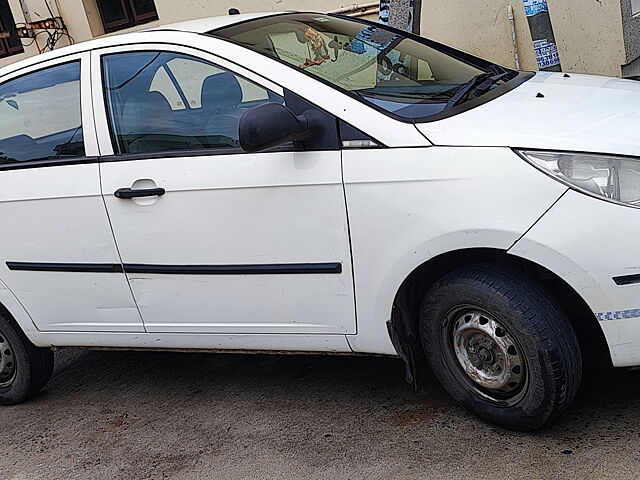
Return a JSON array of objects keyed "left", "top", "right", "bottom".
[
  {"left": 0, "top": 281, "right": 42, "bottom": 345},
  {"left": 389, "top": 248, "right": 610, "bottom": 388}
]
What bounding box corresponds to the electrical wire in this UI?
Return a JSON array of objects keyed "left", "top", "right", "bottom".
[
  {"left": 13, "top": 6, "right": 73, "bottom": 53},
  {"left": 36, "top": 21, "right": 72, "bottom": 53},
  {"left": 20, "top": 30, "right": 48, "bottom": 47}
]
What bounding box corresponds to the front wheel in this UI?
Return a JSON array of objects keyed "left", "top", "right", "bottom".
[{"left": 420, "top": 265, "right": 582, "bottom": 431}]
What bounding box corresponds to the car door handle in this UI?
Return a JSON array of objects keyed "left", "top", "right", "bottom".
[{"left": 114, "top": 187, "right": 166, "bottom": 199}]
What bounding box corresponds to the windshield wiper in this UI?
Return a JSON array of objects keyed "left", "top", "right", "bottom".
[
  {"left": 444, "top": 71, "right": 513, "bottom": 110},
  {"left": 486, "top": 62, "right": 514, "bottom": 76},
  {"left": 354, "top": 88, "right": 456, "bottom": 101}
]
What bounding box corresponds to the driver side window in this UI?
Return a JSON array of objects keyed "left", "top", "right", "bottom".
[{"left": 101, "top": 51, "right": 285, "bottom": 155}]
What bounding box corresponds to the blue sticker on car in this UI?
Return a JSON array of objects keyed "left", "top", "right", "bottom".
[{"left": 597, "top": 309, "right": 640, "bottom": 321}]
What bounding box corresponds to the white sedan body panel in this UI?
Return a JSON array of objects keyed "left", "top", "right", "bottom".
[
  {"left": 146, "top": 12, "right": 283, "bottom": 33},
  {"left": 343, "top": 147, "right": 568, "bottom": 354},
  {"left": 416, "top": 72, "right": 640, "bottom": 157}
]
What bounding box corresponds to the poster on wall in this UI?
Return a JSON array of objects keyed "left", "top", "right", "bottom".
[
  {"left": 533, "top": 39, "right": 561, "bottom": 69},
  {"left": 379, "top": 0, "right": 419, "bottom": 33},
  {"left": 522, "top": 0, "right": 561, "bottom": 71},
  {"left": 523, "top": 0, "right": 548, "bottom": 16}
]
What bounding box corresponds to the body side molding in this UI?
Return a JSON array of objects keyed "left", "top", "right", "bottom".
[{"left": 6, "top": 262, "right": 343, "bottom": 275}]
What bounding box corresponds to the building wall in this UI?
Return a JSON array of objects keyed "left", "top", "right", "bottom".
[
  {"left": 420, "top": 0, "right": 627, "bottom": 77},
  {"left": 620, "top": 0, "right": 640, "bottom": 76},
  {"left": 420, "top": 1, "right": 538, "bottom": 71},
  {"left": 549, "top": 0, "right": 626, "bottom": 77}
]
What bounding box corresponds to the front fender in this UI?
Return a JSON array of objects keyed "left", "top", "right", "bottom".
[
  {"left": 509, "top": 189, "right": 640, "bottom": 367},
  {"left": 342, "top": 146, "right": 568, "bottom": 354}
]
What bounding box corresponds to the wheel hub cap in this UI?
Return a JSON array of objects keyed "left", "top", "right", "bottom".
[
  {"left": 477, "top": 346, "right": 493, "bottom": 364},
  {"left": 452, "top": 310, "right": 524, "bottom": 395},
  {"left": 0, "top": 332, "right": 16, "bottom": 387}
]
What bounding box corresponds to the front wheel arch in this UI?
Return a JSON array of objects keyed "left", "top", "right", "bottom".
[{"left": 389, "top": 248, "right": 609, "bottom": 389}]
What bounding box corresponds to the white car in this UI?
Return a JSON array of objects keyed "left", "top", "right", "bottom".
[{"left": 0, "top": 11, "right": 638, "bottom": 431}]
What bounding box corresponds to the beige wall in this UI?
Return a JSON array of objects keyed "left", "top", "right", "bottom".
[
  {"left": 0, "top": 0, "right": 630, "bottom": 76},
  {"left": 421, "top": 1, "right": 537, "bottom": 70},
  {"left": 549, "top": 0, "right": 626, "bottom": 76},
  {"left": 420, "top": 0, "right": 627, "bottom": 76}
]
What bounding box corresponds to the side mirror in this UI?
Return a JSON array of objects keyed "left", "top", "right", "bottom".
[{"left": 239, "top": 103, "right": 309, "bottom": 153}]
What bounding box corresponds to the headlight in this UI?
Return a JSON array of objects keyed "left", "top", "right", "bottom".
[{"left": 515, "top": 150, "right": 640, "bottom": 208}]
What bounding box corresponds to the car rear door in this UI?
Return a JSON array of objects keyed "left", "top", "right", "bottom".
[
  {"left": 0, "top": 53, "right": 143, "bottom": 332},
  {"left": 92, "top": 44, "right": 356, "bottom": 335}
]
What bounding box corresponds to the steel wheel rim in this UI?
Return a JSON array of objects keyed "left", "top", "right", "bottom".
[
  {"left": 0, "top": 331, "right": 16, "bottom": 388},
  {"left": 442, "top": 306, "right": 528, "bottom": 406}
]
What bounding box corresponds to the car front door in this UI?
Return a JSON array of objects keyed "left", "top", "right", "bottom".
[
  {"left": 0, "top": 54, "right": 143, "bottom": 332},
  {"left": 92, "top": 45, "right": 355, "bottom": 335}
]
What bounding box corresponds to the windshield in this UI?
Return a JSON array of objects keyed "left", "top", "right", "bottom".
[{"left": 211, "top": 13, "right": 519, "bottom": 120}]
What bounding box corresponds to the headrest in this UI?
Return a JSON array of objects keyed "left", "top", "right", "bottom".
[
  {"left": 121, "top": 91, "right": 173, "bottom": 135},
  {"left": 201, "top": 72, "right": 243, "bottom": 112}
]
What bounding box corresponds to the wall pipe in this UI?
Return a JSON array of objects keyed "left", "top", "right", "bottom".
[
  {"left": 327, "top": 3, "right": 380, "bottom": 16},
  {"left": 508, "top": 5, "right": 521, "bottom": 70}
]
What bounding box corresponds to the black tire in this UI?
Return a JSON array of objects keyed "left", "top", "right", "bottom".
[
  {"left": 0, "top": 311, "right": 54, "bottom": 405},
  {"left": 420, "top": 264, "right": 582, "bottom": 431}
]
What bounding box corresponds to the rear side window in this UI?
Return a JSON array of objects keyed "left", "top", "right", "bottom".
[
  {"left": 101, "top": 51, "right": 285, "bottom": 155},
  {"left": 0, "top": 62, "right": 85, "bottom": 164}
]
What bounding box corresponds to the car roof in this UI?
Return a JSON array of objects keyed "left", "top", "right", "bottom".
[
  {"left": 147, "top": 11, "right": 284, "bottom": 34},
  {"left": 0, "top": 11, "right": 286, "bottom": 78}
]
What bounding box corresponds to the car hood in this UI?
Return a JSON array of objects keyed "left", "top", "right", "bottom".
[{"left": 415, "top": 72, "right": 640, "bottom": 157}]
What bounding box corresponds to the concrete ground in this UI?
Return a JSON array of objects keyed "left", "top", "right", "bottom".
[{"left": 1, "top": 349, "right": 639, "bottom": 480}]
